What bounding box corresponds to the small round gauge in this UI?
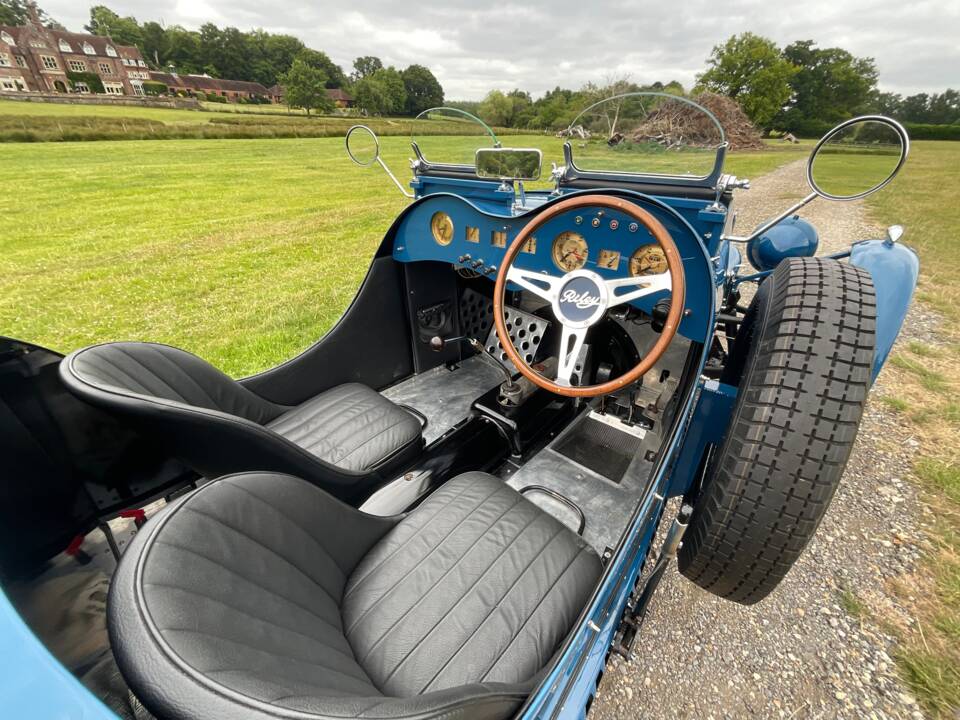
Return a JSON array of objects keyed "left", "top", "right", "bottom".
[
  {"left": 552, "top": 231, "right": 588, "bottom": 272},
  {"left": 430, "top": 211, "right": 454, "bottom": 246},
  {"left": 629, "top": 244, "right": 668, "bottom": 276}
]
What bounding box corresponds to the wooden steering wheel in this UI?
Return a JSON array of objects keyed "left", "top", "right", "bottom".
[{"left": 493, "top": 194, "right": 686, "bottom": 398}]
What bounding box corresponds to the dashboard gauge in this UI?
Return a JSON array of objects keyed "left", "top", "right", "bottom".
[
  {"left": 630, "top": 244, "right": 668, "bottom": 276},
  {"left": 552, "top": 231, "right": 588, "bottom": 272},
  {"left": 521, "top": 236, "right": 537, "bottom": 254},
  {"left": 430, "top": 211, "right": 454, "bottom": 246},
  {"left": 597, "top": 249, "right": 621, "bottom": 270},
  {"left": 491, "top": 230, "right": 507, "bottom": 248},
  {"left": 465, "top": 225, "right": 480, "bottom": 243}
]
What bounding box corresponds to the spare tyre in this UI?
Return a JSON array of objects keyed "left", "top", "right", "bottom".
[{"left": 679, "top": 257, "right": 876, "bottom": 604}]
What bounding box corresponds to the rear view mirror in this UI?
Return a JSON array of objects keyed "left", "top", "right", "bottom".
[
  {"left": 345, "top": 124, "right": 380, "bottom": 166},
  {"left": 807, "top": 117, "right": 909, "bottom": 200},
  {"left": 475, "top": 147, "right": 543, "bottom": 181},
  {"left": 344, "top": 125, "right": 413, "bottom": 198}
]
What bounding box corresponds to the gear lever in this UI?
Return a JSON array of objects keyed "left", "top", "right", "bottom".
[{"left": 429, "top": 335, "right": 520, "bottom": 394}]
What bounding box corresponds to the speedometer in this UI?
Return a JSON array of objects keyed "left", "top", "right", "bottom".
[
  {"left": 552, "top": 232, "right": 588, "bottom": 272},
  {"left": 629, "top": 245, "right": 668, "bottom": 276}
]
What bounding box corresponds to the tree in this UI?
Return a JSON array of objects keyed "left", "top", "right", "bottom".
[
  {"left": 402, "top": 64, "right": 444, "bottom": 115},
  {"left": 1, "top": 0, "right": 60, "bottom": 27},
  {"left": 779, "top": 40, "right": 877, "bottom": 125},
  {"left": 353, "top": 67, "right": 406, "bottom": 115},
  {"left": 279, "top": 58, "right": 333, "bottom": 115},
  {"left": 697, "top": 32, "right": 797, "bottom": 128},
  {"left": 352, "top": 56, "right": 383, "bottom": 82},
  {"left": 85, "top": 5, "right": 143, "bottom": 47},
  {"left": 477, "top": 89, "right": 536, "bottom": 127},
  {"left": 298, "top": 49, "right": 346, "bottom": 88}
]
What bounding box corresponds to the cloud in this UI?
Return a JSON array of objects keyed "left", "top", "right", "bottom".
[{"left": 42, "top": 0, "right": 956, "bottom": 98}]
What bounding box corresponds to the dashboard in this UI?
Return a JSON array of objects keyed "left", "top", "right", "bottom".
[{"left": 391, "top": 193, "right": 715, "bottom": 341}]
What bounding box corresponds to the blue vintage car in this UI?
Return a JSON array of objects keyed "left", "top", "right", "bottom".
[{"left": 0, "top": 93, "right": 918, "bottom": 719}]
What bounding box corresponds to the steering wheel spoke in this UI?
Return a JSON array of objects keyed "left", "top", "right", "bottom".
[
  {"left": 505, "top": 266, "right": 561, "bottom": 303},
  {"left": 605, "top": 271, "right": 671, "bottom": 308},
  {"left": 556, "top": 325, "right": 587, "bottom": 386}
]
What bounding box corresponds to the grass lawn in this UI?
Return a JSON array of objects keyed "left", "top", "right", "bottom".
[
  {"left": 0, "top": 133, "right": 807, "bottom": 376},
  {"left": 863, "top": 141, "right": 960, "bottom": 718}
]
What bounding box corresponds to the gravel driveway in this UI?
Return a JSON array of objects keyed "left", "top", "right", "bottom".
[{"left": 589, "top": 159, "right": 932, "bottom": 720}]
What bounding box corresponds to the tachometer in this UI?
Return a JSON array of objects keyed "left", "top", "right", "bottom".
[
  {"left": 629, "top": 244, "right": 668, "bottom": 276},
  {"left": 552, "top": 231, "right": 588, "bottom": 272},
  {"left": 430, "top": 211, "right": 454, "bottom": 246}
]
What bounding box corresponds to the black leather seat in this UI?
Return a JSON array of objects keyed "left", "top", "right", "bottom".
[
  {"left": 59, "top": 342, "right": 422, "bottom": 503},
  {"left": 109, "top": 471, "right": 601, "bottom": 720}
]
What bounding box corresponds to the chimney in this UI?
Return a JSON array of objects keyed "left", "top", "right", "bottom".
[{"left": 26, "top": 2, "right": 42, "bottom": 27}]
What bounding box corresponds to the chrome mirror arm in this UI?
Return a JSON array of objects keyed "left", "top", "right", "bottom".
[
  {"left": 376, "top": 156, "right": 414, "bottom": 199},
  {"left": 722, "top": 191, "right": 818, "bottom": 243}
]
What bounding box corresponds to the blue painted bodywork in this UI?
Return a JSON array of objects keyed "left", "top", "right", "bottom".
[
  {"left": 849, "top": 238, "right": 920, "bottom": 380},
  {"left": 1, "top": 144, "right": 920, "bottom": 720},
  {"left": 746, "top": 215, "right": 819, "bottom": 272}
]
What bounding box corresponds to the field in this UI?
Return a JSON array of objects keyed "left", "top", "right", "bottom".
[
  {"left": 0, "top": 126, "right": 809, "bottom": 375},
  {"left": 2, "top": 102, "right": 956, "bottom": 715}
]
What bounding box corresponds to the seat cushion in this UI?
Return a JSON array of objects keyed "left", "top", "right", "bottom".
[
  {"left": 109, "top": 472, "right": 601, "bottom": 720},
  {"left": 267, "top": 383, "right": 422, "bottom": 472},
  {"left": 343, "top": 473, "right": 600, "bottom": 696}
]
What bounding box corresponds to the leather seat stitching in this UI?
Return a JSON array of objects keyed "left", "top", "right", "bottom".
[
  {"left": 336, "top": 417, "right": 416, "bottom": 465},
  {"left": 479, "top": 547, "right": 590, "bottom": 684},
  {"left": 222, "top": 482, "right": 352, "bottom": 579},
  {"left": 152, "top": 539, "right": 346, "bottom": 639},
  {"left": 143, "top": 581, "right": 358, "bottom": 665},
  {"left": 343, "top": 483, "right": 507, "bottom": 635},
  {"left": 111, "top": 346, "right": 195, "bottom": 402},
  {"left": 161, "top": 628, "right": 378, "bottom": 688},
  {"left": 84, "top": 352, "right": 162, "bottom": 397},
  {"left": 177, "top": 507, "right": 342, "bottom": 609},
  {"left": 343, "top": 481, "right": 478, "bottom": 599},
  {"left": 354, "top": 493, "right": 526, "bottom": 666},
  {"left": 415, "top": 524, "right": 570, "bottom": 694},
  {"left": 373, "top": 504, "right": 548, "bottom": 687},
  {"left": 142, "top": 344, "right": 238, "bottom": 414}
]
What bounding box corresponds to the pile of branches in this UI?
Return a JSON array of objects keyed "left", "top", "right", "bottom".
[{"left": 630, "top": 92, "right": 765, "bottom": 151}]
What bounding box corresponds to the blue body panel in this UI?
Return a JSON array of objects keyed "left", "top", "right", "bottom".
[
  {"left": 849, "top": 238, "right": 920, "bottom": 380},
  {"left": 0, "top": 590, "right": 113, "bottom": 718},
  {"left": 745, "top": 216, "right": 819, "bottom": 272}
]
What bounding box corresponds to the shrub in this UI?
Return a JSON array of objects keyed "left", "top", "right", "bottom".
[
  {"left": 142, "top": 81, "right": 168, "bottom": 97},
  {"left": 902, "top": 123, "right": 960, "bottom": 141},
  {"left": 65, "top": 71, "right": 105, "bottom": 95},
  {"left": 205, "top": 93, "right": 227, "bottom": 104}
]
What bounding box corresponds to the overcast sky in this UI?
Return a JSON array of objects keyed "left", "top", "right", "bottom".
[{"left": 42, "top": 0, "right": 957, "bottom": 100}]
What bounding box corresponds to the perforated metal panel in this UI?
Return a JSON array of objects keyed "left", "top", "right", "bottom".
[
  {"left": 459, "top": 288, "right": 494, "bottom": 342},
  {"left": 484, "top": 306, "right": 550, "bottom": 373}
]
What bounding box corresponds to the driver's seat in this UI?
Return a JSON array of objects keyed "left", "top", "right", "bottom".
[{"left": 59, "top": 342, "right": 423, "bottom": 504}]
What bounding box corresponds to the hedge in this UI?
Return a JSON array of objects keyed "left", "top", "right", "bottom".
[
  {"left": 142, "top": 81, "right": 168, "bottom": 96},
  {"left": 204, "top": 92, "right": 228, "bottom": 103},
  {"left": 779, "top": 117, "right": 960, "bottom": 141}
]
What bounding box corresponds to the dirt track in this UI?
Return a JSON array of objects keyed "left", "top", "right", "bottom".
[{"left": 590, "top": 160, "right": 932, "bottom": 720}]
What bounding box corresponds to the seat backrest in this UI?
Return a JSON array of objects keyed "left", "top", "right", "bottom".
[{"left": 64, "top": 342, "right": 283, "bottom": 425}]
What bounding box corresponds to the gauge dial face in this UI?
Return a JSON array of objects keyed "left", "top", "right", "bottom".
[
  {"left": 430, "top": 211, "right": 454, "bottom": 246},
  {"left": 597, "top": 249, "right": 621, "bottom": 270},
  {"left": 629, "top": 244, "right": 668, "bottom": 276},
  {"left": 552, "top": 231, "right": 588, "bottom": 272}
]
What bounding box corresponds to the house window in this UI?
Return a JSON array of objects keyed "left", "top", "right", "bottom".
[
  {"left": 137, "top": 59, "right": 146, "bottom": 67},
  {"left": 83, "top": 42, "right": 95, "bottom": 55},
  {"left": 1, "top": 31, "right": 14, "bottom": 46},
  {"left": 130, "top": 81, "right": 143, "bottom": 96},
  {"left": 68, "top": 60, "right": 86, "bottom": 72},
  {"left": 15, "top": 55, "right": 26, "bottom": 68},
  {"left": 0, "top": 53, "right": 10, "bottom": 67},
  {"left": 58, "top": 39, "right": 71, "bottom": 52},
  {"left": 104, "top": 82, "right": 124, "bottom": 95},
  {"left": 121, "top": 58, "right": 132, "bottom": 66},
  {"left": 73, "top": 81, "right": 90, "bottom": 93},
  {"left": 1, "top": 78, "right": 16, "bottom": 91},
  {"left": 41, "top": 55, "right": 58, "bottom": 70},
  {"left": 29, "top": 41, "right": 45, "bottom": 48},
  {"left": 99, "top": 62, "right": 111, "bottom": 74},
  {"left": 106, "top": 45, "right": 117, "bottom": 57}
]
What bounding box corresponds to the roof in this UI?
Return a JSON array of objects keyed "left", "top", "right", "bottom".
[
  {"left": 149, "top": 71, "right": 269, "bottom": 95},
  {"left": 0, "top": 23, "right": 144, "bottom": 60}
]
